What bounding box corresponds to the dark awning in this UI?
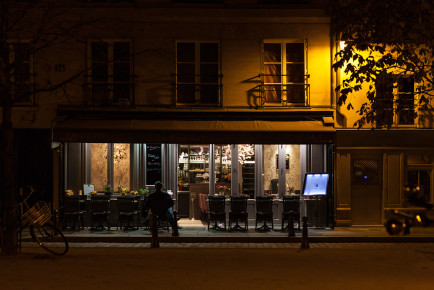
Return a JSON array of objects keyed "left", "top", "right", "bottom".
[{"left": 53, "top": 119, "right": 335, "bottom": 144}]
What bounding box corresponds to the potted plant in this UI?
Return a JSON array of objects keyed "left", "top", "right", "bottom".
[
  {"left": 118, "top": 187, "right": 128, "bottom": 196},
  {"left": 104, "top": 179, "right": 113, "bottom": 196},
  {"left": 139, "top": 187, "right": 150, "bottom": 196}
]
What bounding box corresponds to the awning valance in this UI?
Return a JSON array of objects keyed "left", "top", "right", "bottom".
[{"left": 52, "top": 119, "right": 335, "bottom": 144}]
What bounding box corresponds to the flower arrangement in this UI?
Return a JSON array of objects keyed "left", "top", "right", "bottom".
[
  {"left": 217, "top": 185, "right": 230, "bottom": 196},
  {"left": 224, "top": 173, "right": 231, "bottom": 182},
  {"left": 139, "top": 187, "right": 150, "bottom": 195},
  {"left": 118, "top": 186, "right": 129, "bottom": 196},
  {"left": 104, "top": 179, "right": 113, "bottom": 194}
]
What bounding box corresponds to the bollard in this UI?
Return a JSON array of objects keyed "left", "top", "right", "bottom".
[
  {"left": 301, "top": 216, "right": 309, "bottom": 249},
  {"left": 288, "top": 211, "right": 295, "bottom": 238},
  {"left": 172, "top": 210, "right": 179, "bottom": 237},
  {"left": 53, "top": 209, "right": 59, "bottom": 229},
  {"left": 151, "top": 213, "right": 160, "bottom": 248},
  {"left": 403, "top": 217, "right": 410, "bottom": 235}
]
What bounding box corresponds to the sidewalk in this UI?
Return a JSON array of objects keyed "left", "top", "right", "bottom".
[{"left": 53, "top": 219, "right": 434, "bottom": 244}]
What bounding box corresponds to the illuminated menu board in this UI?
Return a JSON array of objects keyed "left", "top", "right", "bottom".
[{"left": 302, "top": 173, "right": 329, "bottom": 196}]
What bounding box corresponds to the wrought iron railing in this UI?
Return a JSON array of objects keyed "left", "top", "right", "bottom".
[
  {"left": 85, "top": 81, "right": 134, "bottom": 106},
  {"left": 259, "top": 74, "right": 310, "bottom": 107},
  {"left": 174, "top": 73, "right": 223, "bottom": 106}
]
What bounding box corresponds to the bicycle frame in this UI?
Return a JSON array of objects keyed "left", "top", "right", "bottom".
[{"left": 15, "top": 186, "right": 68, "bottom": 256}]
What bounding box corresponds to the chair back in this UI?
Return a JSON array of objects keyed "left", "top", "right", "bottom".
[
  {"left": 230, "top": 196, "right": 247, "bottom": 213},
  {"left": 256, "top": 196, "right": 273, "bottom": 213},
  {"left": 198, "top": 193, "right": 206, "bottom": 213},
  {"left": 117, "top": 196, "right": 136, "bottom": 213},
  {"left": 64, "top": 196, "right": 80, "bottom": 213},
  {"left": 282, "top": 196, "right": 300, "bottom": 213},
  {"left": 208, "top": 195, "right": 226, "bottom": 213},
  {"left": 91, "top": 195, "right": 110, "bottom": 213},
  {"left": 271, "top": 179, "right": 278, "bottom": 194}
]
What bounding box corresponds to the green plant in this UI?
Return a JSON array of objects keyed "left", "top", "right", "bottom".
[
  {"left": 104, "top": 179, "right": 113, "bottom": 193},
  {"left": 139, "top": 187, "right": 150, "bottom": 195}
]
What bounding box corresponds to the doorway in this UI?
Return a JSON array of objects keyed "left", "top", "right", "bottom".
[{"left": 351, "top": 157, "right": 383, "bottom": 225}]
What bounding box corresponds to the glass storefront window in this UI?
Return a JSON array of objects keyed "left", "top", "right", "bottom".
[
  {"left": 113, "top": 143, "right": 130, "bottom": 191},
  {"left": 264, "top": 145, "right": 279, "bottom": 195},
  {"left": 263, "top": 144, "right": 301, "bottom": 197},
  {"left": 239, "top": 144, "right": 255, "bottom": 198},
  {"left": 178, "top": 144, "right": 210, "bottom": 191},
  {"left": 407, "top": 169, "right": 431, "bottom": 202},
  {"left": 215, "top": 144, "right": 231, "bottom": 195},
  {"left": 215, "top": 144, "right": 231, "bottom": 183},
  {"left": 91, "top": 143, "right": 108, "bottom": 192},
  {"left": 284, "top": 145, "right": 300, "bottom": 195}
]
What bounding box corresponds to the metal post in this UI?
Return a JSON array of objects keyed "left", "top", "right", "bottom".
[
  {"left": 288, "top": 211, "right": 295, "bottom": 238},
  {"left": 151, "top": 212, "right": 159, "bottom": 248},
  {"left": 301, "top": 216, "right": 309, "bottom": 249},
  {"left": 403, "top": 217, "right": 410, "bottom": 235},
  {"left": 172, "top": 210, "right": 179, "bottom": 237}
]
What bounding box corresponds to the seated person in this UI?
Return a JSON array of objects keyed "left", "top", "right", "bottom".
[{"left": 143, "top": 181, "right": 180, "bottom": 228}]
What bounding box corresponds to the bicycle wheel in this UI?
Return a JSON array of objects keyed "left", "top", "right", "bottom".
[{"left": 30, "top": 223, "right": 69, "bottom": 256}]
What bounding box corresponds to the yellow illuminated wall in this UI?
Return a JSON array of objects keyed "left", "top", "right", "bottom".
[
  {"left": 91, "top": 143, "right": 107, "bottom": 192},
  {"left": 263, "top": 145, "right": 300, "bottom": 193}
]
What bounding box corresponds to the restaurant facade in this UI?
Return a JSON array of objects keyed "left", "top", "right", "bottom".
[{"left": 6, "top": 0, "right": 434, "bottom": 230}]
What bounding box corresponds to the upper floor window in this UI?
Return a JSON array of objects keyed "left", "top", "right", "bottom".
[
  {"left": 11, "top": 43, "right": 34, "bottom": 106},
  {"left": 87, "top": 40, "right": 133, "bottom": 106},
  {"left": 261, "top": 40, "right": 309, "bottom": 106},
  {"left": 175, "top": 41, "right": 222, "bottom": 106},
  {"left": 396, "top": 77, "right": 415, "bottom": 125},
  {"left": 375, "top": 73, "right": 416, "bottom": 127}
]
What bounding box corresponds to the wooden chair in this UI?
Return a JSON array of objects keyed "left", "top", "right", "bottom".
[
  {"left": 199, "top": 193, "right": 209, "bottom": 221},
  {"left": 90, "top": 195, "right": 111, "bottom": 230},
  {"left": 63, "top": 195, "right": 86, "bottom": 230},
  {"left": 207, "top": 195, "right": 226, "bottom": 230},
  {"left": 228, "top": 196, "right": 248, "bottom": 231},
  {"left": 117, "top": 196, "right": 141, "bottom": 230},
  {"left": 281, "top": 196, "right": 301, "bottom": 231},
  {"left": 255, "top": 195, "right": 274, "bottom": 231}
]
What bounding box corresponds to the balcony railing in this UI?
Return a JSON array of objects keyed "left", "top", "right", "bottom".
[
  {"left": 12, "top": 83, "right": 36, "bottom": 106},
  {"left": 85, "top": 81, "right": 134, "bottom": 106},
  {"left": 174, "top": 73, "right": 223, "bottom": 106},
  {"left": 259, "top": 74, "right": 310, "bottom": 107}
]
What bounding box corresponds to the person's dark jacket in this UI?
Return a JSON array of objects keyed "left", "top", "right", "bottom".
[{"left": 143, "top": 190, "right": 174, "bottom": 217}]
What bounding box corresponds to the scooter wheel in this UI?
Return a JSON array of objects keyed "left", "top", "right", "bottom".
[{"left": 386, "top": 219, "right": 403, "bottom": 235}]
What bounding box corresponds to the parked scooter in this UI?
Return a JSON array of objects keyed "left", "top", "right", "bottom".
[{"left": 385, "top": 186, "right": 434, "bottom": 235}]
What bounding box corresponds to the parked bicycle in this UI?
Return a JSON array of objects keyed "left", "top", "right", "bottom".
[{"left": 16, "top": 186, "right": 68, "bottom": 255}]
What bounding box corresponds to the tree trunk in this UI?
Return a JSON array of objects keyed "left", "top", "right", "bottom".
[{"left": 1, "top": 103, "right": 18, "bottom": 255}]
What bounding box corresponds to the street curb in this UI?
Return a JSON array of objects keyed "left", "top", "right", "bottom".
[{"left": 24, "top": 236, "right": 434, "bottom": 244}]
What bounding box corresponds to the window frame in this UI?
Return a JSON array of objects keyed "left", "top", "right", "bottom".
[
  {"left": 395, "top": 76, "right": 417, "bottom": 127},
  {"left": 406, "top": 167, "right": 432, "bottom": 203},
  {"left": 86, "top": 39, "right": 134, "bottom": 106},
  {"left": 9, "top": 42, "right": 34, "bottom": 106},
  {"left": 375, "top": 74, "right": 418, "bottom": 128},
  {"left": 175, "top": 40, "right": 222, "bottom": 106},
  {"left": 261, "top": 39, "right": 309, "bottom": 107}
]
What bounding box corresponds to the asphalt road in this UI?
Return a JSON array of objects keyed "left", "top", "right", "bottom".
[{"left": 1, "top": 243, "right": 434, "bottom": 290}]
